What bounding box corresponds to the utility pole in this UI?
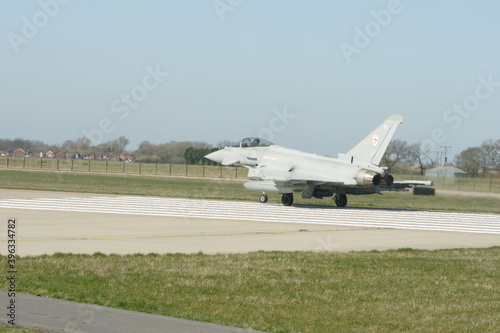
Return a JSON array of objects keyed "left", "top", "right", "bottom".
[
  {"left": 432, "top": 151, "right": 442, "bottom": 167},
  {"left": 440, "top": 146, "right": 452, "bottom": 166}
]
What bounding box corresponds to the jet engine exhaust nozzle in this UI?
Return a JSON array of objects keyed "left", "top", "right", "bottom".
[
  {"left": 356, "top": 169, "right": 381, "bottom": 187},
  {"left": 379, "top": 173, "right": 394, "bottom": 187}
]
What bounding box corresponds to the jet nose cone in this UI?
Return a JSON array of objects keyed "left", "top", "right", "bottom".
[{"left": 205, "top": 150, "right": 224, "bottom": 164}]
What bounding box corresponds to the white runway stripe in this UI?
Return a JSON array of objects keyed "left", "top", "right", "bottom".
[{"left": 0, "top": 196, "right": 499, "bottom": 234}]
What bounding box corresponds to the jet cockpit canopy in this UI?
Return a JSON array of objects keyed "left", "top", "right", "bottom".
[{"left": 231, "top": 137, "right": 274, "bottom": 148}]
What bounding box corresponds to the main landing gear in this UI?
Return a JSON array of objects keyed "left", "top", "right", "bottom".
[
  {"left": 259, "top": 193, "right": 294, "bottom": 206},
  {"left": 334, "top": 194, "right": 347, "bottom": 207},
  {"left": 281, "top": 193, "right": 293, "bottom": 206},
  {"left": 259, "top": 193, "right": 347, "bottom": 207}
]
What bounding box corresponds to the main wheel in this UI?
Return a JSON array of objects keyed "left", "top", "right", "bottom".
[
  {"left": 281, "top": 193, "right": 294, "bottom": 206},
  {"left": 260, "top": 194, "right": 268, "bottom": 203},
  {"left": 334, "top": 194, "right": 347, "bottom": 207}
]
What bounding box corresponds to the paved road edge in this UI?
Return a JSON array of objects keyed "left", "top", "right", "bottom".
[{"left": 0, "top": 291, "right": 267, "bottom": 333}]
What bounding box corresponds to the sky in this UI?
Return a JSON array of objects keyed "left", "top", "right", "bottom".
[{"left": 1, "top": 1, "right": 500, "bottom": 161}]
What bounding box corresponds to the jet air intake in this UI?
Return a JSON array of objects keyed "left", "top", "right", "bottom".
[{"left": 355, "top": 169, "right": 381, "bottom": 187}]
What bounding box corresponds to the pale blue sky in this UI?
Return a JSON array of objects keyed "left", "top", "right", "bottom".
[{"left": 1, "top": 1, "right": 499, "bottom": 160}]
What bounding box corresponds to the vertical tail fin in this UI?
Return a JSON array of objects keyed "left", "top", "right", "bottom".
[{"left": 345, "top": 114, "right": 404, "bottom": 165}]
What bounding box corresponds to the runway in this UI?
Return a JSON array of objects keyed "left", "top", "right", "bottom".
[{"left": 0, "top": 189, "right": 499, "bottom": 255}]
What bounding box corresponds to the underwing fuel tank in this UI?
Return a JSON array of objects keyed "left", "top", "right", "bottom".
[{"left": 244, "top": 181, "right": 302, "bottom": 193}]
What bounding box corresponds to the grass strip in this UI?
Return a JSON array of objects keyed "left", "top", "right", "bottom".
[
  {"left": 0, "top": 326, "right": 43, "bottom": 332},
  {"left": 3, "top": 248, "right": 499, "bottom": 333}
]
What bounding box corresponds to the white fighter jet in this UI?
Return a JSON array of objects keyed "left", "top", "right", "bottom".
[{"left": 206, "top": 114, "right": 428, "bottom": 207}]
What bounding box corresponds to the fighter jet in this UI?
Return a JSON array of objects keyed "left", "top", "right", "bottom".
[{"left": 205, "top": 114, "right": 425, "bottom": 207}]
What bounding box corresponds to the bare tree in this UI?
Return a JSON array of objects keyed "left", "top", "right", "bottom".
[
  {"left": 455, "top": 147, "right": 482, "bottom": 177},
  {"left": 381, "top": 139, "right": 409, "bottom": 172},
  {"left": 493, "top": 139, "right": 500, "bottom": 171},
  {"left": 62, "top": 140, "right": 76, "bottom": 150},
  {"left": 115, "top": 136, "right": 130, "bottom": 154},
  {"left": 136, "top": 141, "right": 155, "bottom": 156},
  {"left": 406, "top": 142, "right": 430, "bottom": 175},
  {"left": 480, "top": 139, "right": 500, "bottom": 172},
  {"left": 75, "top": 137, "right": 91, "bottom": 153},
  {"left": 107, "top": 136, "right": 130, "bottom": 155}
]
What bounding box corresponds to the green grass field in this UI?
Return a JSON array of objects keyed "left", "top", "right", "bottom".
[
  {"left": 0, "top": 170, "right": 499, "bottom": 214},
  {"left": 2, "top": 249, "right": 499, "bottom": 333},
  {"left": 0, "top": 327, "right": 40, "bottom": 333}
]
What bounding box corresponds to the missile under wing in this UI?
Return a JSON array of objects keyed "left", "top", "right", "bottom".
[{"left": 205, "top": 114, "right": 418, "bottom": 207}]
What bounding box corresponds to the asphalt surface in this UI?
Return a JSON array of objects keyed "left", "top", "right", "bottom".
[{"left": 0, "top": 291, "right": 266, "bottom": 333}]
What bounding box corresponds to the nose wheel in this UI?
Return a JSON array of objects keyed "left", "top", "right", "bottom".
[
  {"left": 334, "top": 194, "right": 347, "bottom": 207},
  {"left": 259, "top": 193, "right": 268, "bottom": 203}
]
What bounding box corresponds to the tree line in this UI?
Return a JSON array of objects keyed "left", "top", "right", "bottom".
[
  {"left": 381, "top": 139, "right": 500, "bottom": 177},
  {"left": 2, "top": 136, "right": 498, "bottom": 176},
  {"left": 0, "top": 137, "right": 130, "bottom": 156},
  {"left": 0, "top": 137, "right": 231, "bottom": 165},
  {"left": 454, "top": 139, "right": 500, "bottom": 177}
]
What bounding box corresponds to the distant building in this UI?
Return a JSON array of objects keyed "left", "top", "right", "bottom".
[
  {"left": 12, "top": 149, "right": 26, "bottom": 158},
  {"left": 426, "top": 166, "right": 468, "bottom": 178},
  {"left": 121, "top": 154, "right": 135, "bottom": 162},
  {"left": 54, "top": 151, "right": 73, "bottom": 159},
  {"left": 103, "top": 153, "right": 120, "bottom": 162},
  {"left": 26, "top": 150, "right": 43, "bottom": 158},
  {"left": 83, "top": 153, "right": 95, "bottom": 160},
  {"left": 46, "top": 151, "right": 55, "bottom": 158}
]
